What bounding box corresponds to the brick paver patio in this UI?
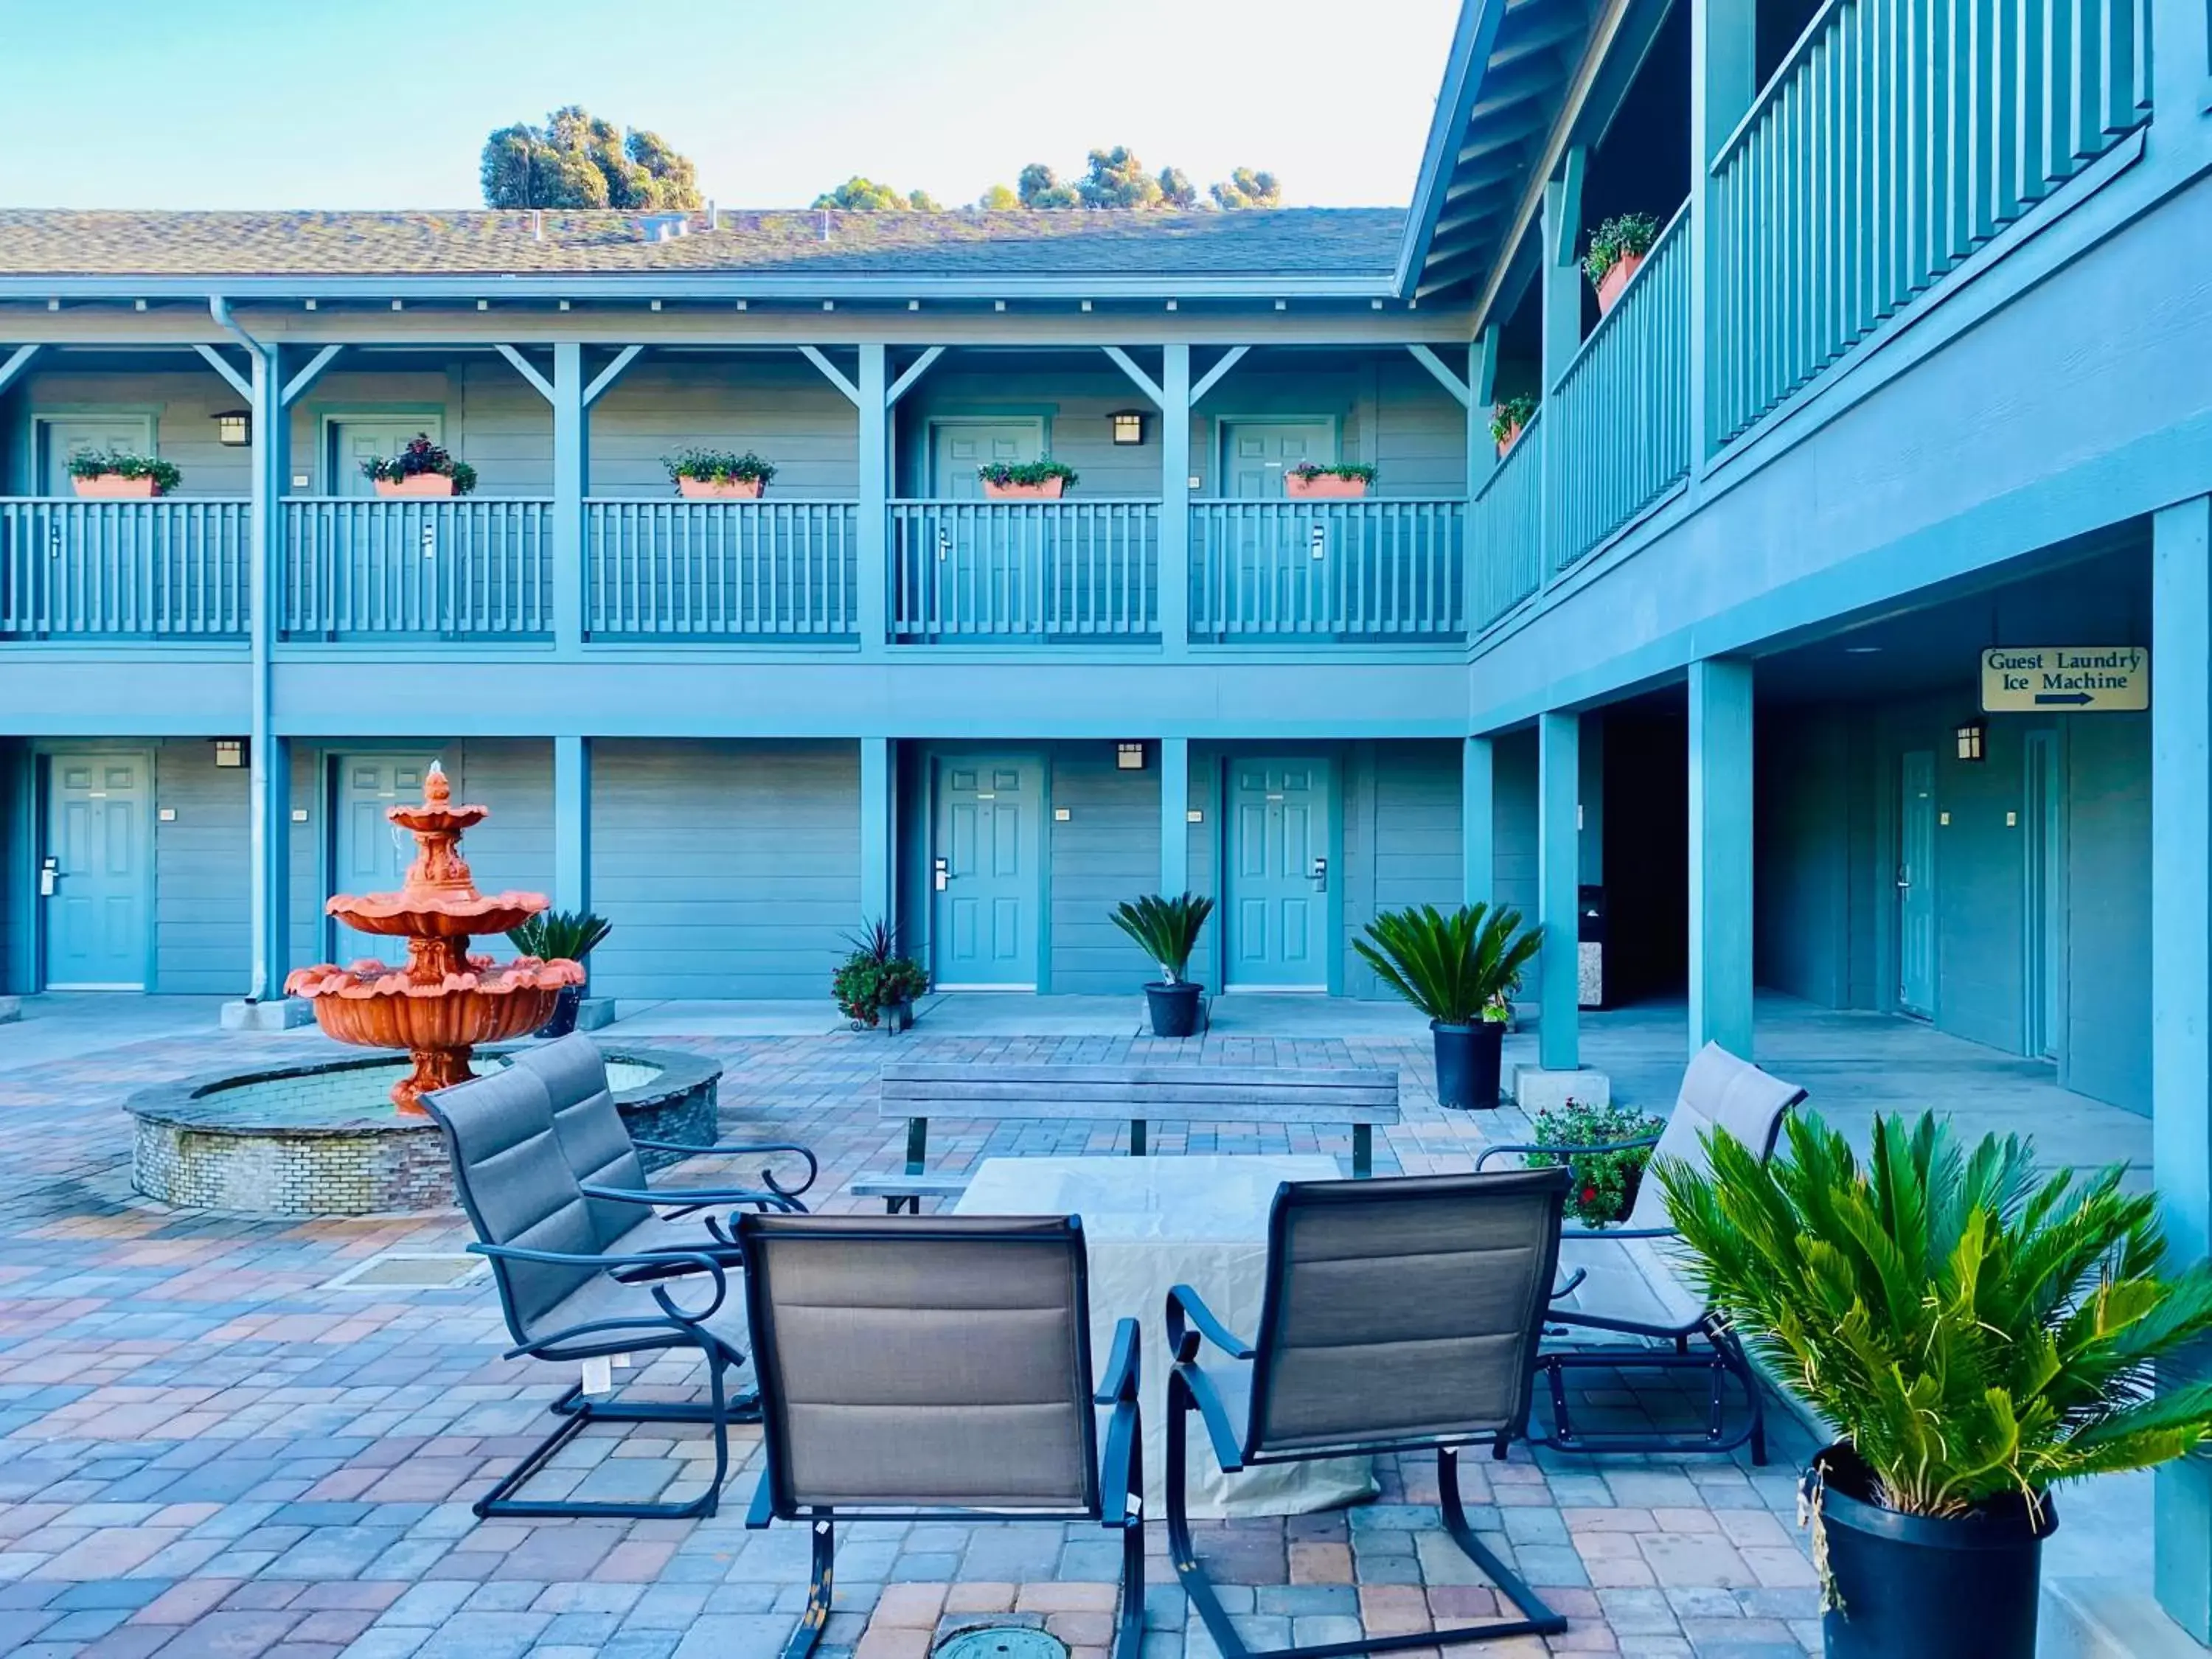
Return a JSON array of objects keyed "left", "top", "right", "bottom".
[{"left": 0, "top": 1006, "right": 1823, "bottom": 1658}]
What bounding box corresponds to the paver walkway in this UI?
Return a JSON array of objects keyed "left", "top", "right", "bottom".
[{"left": 0, "top": 996, "right": 1873, "bottom": 1658}]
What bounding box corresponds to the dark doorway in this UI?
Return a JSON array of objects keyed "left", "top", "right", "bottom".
[{"left": 1600, "top": 695, "right": 1689, "bottom": 1005}]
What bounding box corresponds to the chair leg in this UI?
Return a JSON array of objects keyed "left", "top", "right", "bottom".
[
  {"left": 779, "top": 1518, "right": 835, "bottom": 1659},
  {"left": 1113, "top": 1385, "right": 1147, "bottom": 1659},
  {"left": 1436, "top": 1447, "right": 1568, "bottom": 1640}
]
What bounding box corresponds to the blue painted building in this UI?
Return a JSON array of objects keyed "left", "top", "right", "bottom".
[{"left": 3, "top": 0, "right": 2212, "bottom": 1624}]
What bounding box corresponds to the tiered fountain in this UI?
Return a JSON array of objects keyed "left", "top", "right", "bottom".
[
  {"left": 126, "top": 764, "right": 725, "bottom": 1217},
  {"left": 284, "top": 762, "right": 585, "bottom": 1113}
]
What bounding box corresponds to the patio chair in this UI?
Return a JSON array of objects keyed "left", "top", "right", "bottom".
[
  {"left": 425, "top": 1060, "right": 799, "bottom": 1522},
  {"left": 1167, "top": 1169, "right": 1573, "bottom": 1656},
  {"left": 1475, "top": 1040, "right": 1807, "bottom": 1462},
  {"left": 738, "top": 1212, "right": 1144, "bottom": 1659}
]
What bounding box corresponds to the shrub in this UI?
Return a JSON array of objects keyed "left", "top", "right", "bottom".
[
  {"left": 361, "top": 434, "right": 477, "bottom": 494},
  {"left": 664, "top": 448, "right": 776, "bottom": 484},
  {"left": 1582, "top": 212, "right": 1660, "bottom": 285},
  {"left": 1525, "top": 1099, "right": 1669, "bottom": 1226},
  {"left": 1354, "top": 902, "right": 1540, "bottom": 1026},
  {"left": 68, "top": 449, "right": 181, "bottom": 494},
  {"left": 832, "top": 917, "right": 928, "bottom": 1027},
  {"left": 977, "top": 458, "right": 1079, "bottom": 490},
  {"left": 1107, "top": 892, "right": 1216, "bottom": 985}
]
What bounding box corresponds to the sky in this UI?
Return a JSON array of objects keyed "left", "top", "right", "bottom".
[{"left": 0, "top": 0, "right": 1461, "bottom": 212}]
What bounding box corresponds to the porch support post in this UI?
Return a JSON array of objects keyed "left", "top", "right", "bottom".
[
  {"left": 858, "top": 344, "right": 889, "bottom": 656},
  {"left": 1462, "top": 735, "right": 1495, "bottom": 910},
  {"left": 1159, "top": 737, "right": 1191, "bottom": 897},
  {"left": 1539, "top": 149, "right": 1585, "bottom": 578},
  {"left": 1537, "top": 712, "right": 1580, "bottom": 1071},
  {"left": 2154, "top": 495, "right": 2212, "bottom": 1642},
  {"left": 860, "top": 737, "right": 894, "bottom": 929},
  {"left": 1161, "top": 343, "right": 1192, "bottom": 657},
  {"left": 551, "top": 342, "right": 585, "bottom": 653},
  {"left": 248, "top": 343, "right": 289, "bottom": 1000},
  {"left": 1688, "top": 658, "right": 1756, "bottom": 1059},
  {"left": 553, "top": 735, "right": 590, "bottom": 916},
  {"left": 1689, "top": 0, "right": 1757, "bottom": 466}
]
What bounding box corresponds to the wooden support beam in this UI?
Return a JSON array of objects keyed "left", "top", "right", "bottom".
[
  {"left": 495, "top": 343, "right": 555, "bottom": 402},
  {"left": 1405, "top": 344, "right": 1472, "bottom": 408},
  {"left": 280, "top": 344, "right": 342, "bottom": 408},
  {"left": 1462, "top": 736, "right": 1495, "bottom": 909},
  {"left": 1537, "top": 711, "right": 1581, "bottom": 1072},
  {"left": 1102, "top": 346, "right": 1164, "bottom": 408},
  {"left": 1188, "top": 345, "right": 1248, "bottom": 407},
  {"left": 582, "top": 344, "right": 644, "bottom": 408},
  {"left": 191, "top": 343, "right": 252, "bottom": 402},
  {"left": 1688, "top": 658, "right": 1756, "bottom": 1058},
  {"left": 886, "top": 345, "right": 943, "bottom": 407},
  {"left": 0, "top": 344, "right": 40, "bottom": 397},
  {"left": 798, "top": 345, "right": 861, "bottom": 406}
]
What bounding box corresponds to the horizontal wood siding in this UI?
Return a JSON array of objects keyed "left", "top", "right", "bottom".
[
  {"left": 588, "top": 739, "right": 858, "bottom": 999},
  {"left": 153, "top": 740, "right": 249, "bottom": 994},
  {"left": 1, "top": 371, "right": 250, "bottom": 496},
  {"left": 587, "top": 357, "right": 859, "bottom": 498},
  {"left": 1342, "top": 740, "right": 1465, "bottom": 998},
  {"left": 1048, "top": 745, "right": 1158, "bottom": 995}
]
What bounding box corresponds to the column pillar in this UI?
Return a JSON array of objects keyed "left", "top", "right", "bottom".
[
  {"left": 858, "top": 344, "right": 889, "bottom": 657},
  {"left": 2154, "top": 495, "right": 2212, "bottom": 1641},
  {"left": 553, "top": 735, "right": 591, "bottom": 916},
  {"left": 1159, "top": 344, "right": 1192, "bottom": 658},
  {"left": 1159, "top": 737, "right": 1191, "bottom": 897},
  {"left": 551, "top": 342, "right": 585, "bottom": 653},
  {"left": 1689, "top": 658, "right": 1756, "bottom": 1058},
  {"left": 1537, "top": 712, "right": 1581, "bottom": 1072},
  {"left": 1539, "top": 153, "right": 1585, "bottom": 577},
  {"left": 860, "top": 737, "right": 895, "bottom": 930},
  {"left": 1462, "top": 735, "right": 1495, "bottom": 911},
  {"left": 1689, "top": 0, "right": 1757, "bottom": 466},
  {"left": 249, "top": 343, "right": 289, "bottom": 1000}
]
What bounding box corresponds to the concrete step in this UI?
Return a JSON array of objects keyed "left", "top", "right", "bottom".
[{"left": 2041, "top": 1579, "right": 2210, "bottom": 1658}]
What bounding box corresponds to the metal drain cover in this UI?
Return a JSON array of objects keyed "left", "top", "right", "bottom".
[
  {"left": 321, "top": 1252, "right": 486, "bottom": 1290},
  {"left": 935, "top": 1630, "right": 1067, "bottom": 1659}
]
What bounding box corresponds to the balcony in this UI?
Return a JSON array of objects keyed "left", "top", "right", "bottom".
[
  {"left": 283, "top": 499, "right": 553, "bottom": 641},
  {"left": 1189, "top": 498, "right": 1465, "bottom": 644},
  {"left": 588, "top": 500, "right": 859, "bottom": 642},
  {"left": 0, "top": 498, "right": 250, "bottom": 640},
  {"left": 889, "top": 500, "right": 1161, "bottom": 644}
]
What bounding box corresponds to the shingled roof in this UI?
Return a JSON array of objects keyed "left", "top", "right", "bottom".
[{"left": 0, "top": 208, "right": 1408, "bottom": 282}]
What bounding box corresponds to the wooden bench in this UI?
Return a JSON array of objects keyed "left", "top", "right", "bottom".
[{"left": 851, "top": 1062, "right": 1402, "bottom": 1213}]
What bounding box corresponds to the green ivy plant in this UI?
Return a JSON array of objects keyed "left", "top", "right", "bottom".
[
  {"left": 977, "top": 458, "right": 1079, "bottom": 489},
  {"left": 1108, "top": 892, "right": 1216, "bottom": 985},
  {"left": 1491, "top": 394, "right": 1537, "bottom": 447},
  {"left": 832, "top": 917, "right": 929, "bottom": 1028},
  {"left": 1525, "top": 1099, "right": 1669, "bottom": 1227},
  {"left": 1661, "top": 1110, "right": 2212, "bottom": 1519},
  {"left": 68, "top": 450, "right": 181, "bottom": 494},
  {"left": 1582, "top": 212, "right": 1661, "bottom": 285},
  {"left": 1287, "top": 462, "right": 1378, "bottom": 484},
  {"left": 664, "top": 448, "right": 777, "bottom": 484},
  {"left": 361, "top": 434, "right": 478, "bottom": 495},
  {"left": 1354, "top": 902, "right": 1541, "bottom": 1027}
]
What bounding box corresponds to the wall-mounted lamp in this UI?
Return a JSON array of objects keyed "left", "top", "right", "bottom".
[
  {"left": 213, "top": 409, "right": 252, "bottom": 448},
  {"left": 1109, "top": 410, "right": 1146, "bottom": 446},
  {"left": 1116, "top": 742, "right": 1147, "bottom": 771},
  {"left": 1955, "top": 720, "right": 1986, "bottom": 763},
  {"left": 212, "top": 737, "right": 247, "bottom": 768}
]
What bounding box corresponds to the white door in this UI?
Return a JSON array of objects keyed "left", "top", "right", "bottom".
[
  {"left": 41, "top": 417, "right": 156, "bottom": 494},
  {"left": 331, "top": 418, "right": 441, "bottom": 497}
]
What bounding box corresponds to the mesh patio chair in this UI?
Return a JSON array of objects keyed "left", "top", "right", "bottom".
[
  {"left": 1475, "top": 1040, "right": 1808, "bottom": 1461},
  {"left": 738, "top": 1213, "right": 1144, "bottom": 1659},
  {"left": 1166, "top": 1169, "right": 1573, "bottom": 1657},
  {"left": 425, "top": 1061, "right": 799, "bottom": 1522}
]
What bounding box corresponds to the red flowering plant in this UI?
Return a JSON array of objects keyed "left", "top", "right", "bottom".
[{"left": 1523, "top": 1098, "right": 1669, "bottom": 1227}]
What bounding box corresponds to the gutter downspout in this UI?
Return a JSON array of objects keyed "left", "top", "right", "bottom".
[{"left": 209, "top": 296, "right": 279, "bottom": 1001}]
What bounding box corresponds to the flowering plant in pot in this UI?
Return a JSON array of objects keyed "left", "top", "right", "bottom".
[
  {"left": 506, "top": 909, "right": 612, "bottom": 1038},
  {"left": 978, "top": 459, "right": 1078, "bottom": 500},
  {"left": 1583, "top": 212, "right": 1660, "bottom": 313},
  {"left": 1282, "top": 461, "right": 1377, "bottom": 500},
  {"left": 665, "top": 448, "right": 776, "bottom": 500},
  {"left": 68, "top": 450, "right": 181, "bottom": 499},
  {"left": 1108, "top": 892, "right": 1214, "bottom": 1037},
  {"left": 1661, "top": 1110, "right": 2212, "bottom": 1659},
  {"left": 361, "top": 434, "right": 476, "bottom": 498},
  {"left": 832, "top": 918, "right": 928, "bottom": 1032},
  {"left": 1523, "top": 1099, "right": 1668, "bottom": 1226},
  {"left": 1490, "top": 395, "right": 1536, "bottom": 457},
  {"left": 1354, "top": 902, "right": 1540, "bottom": 1109}
]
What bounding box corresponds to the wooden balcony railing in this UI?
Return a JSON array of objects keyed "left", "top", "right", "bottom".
[
  {"left": 282, "top": 499, "right": 552, "bottom": 640},
  {"left": 889, "top": 500, "right": 1159, "bottom": 643},
  {"left": 1472, "top": 414, "right": 1545, "bottom": 629},
  {"left": 587, "top": 500, "right": 858, "bottom": 640},
  {"left": 1188, "top": 499, "right": 1466, "bottom": 643},
  {"left": 0, "top": 499, "right": 250, "bottom": 639}
]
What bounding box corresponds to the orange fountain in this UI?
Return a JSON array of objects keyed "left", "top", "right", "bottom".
[{"left": 284, "top": 763, "right": 585, "bottom": 1114}]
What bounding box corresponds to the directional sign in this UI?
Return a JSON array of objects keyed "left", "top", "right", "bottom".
[{"left": 1980, "top": 646, "right": 2149, "bottom": 713}]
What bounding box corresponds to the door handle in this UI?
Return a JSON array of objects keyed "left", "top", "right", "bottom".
[
  {"left": 38, "top": 856, "right": 58, "bottom": 897},
  {"left": 933, "top": 857, "right": 950, "bottom": 892},
  {"left": 1310, "top": 856, "right": 1328, "bottom": 892}
]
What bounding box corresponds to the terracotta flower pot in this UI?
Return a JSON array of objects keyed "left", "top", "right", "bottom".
[
  {"left": 677, "top": 476, "right": 765, "bottom": 500},
  {"left": 1283, "top": 472, "right": 1370, "bottom": 500},
  {"left": 373, "top": 473, "right": 457, "bottom": 499},
  {"left": 1595, "top": 251, "right": 1646, "bottom": 314},
  {"left": 981, "top": 477, "right": 1066, "bottom": 500},
  {"left": 1495, "top": 424, "right": 1523, "bottom": 459},
  {"left": 72, "top": 473, "right": 160, "bottom": 499}
]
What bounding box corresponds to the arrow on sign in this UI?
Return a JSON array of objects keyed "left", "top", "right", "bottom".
[{"left": 2034, "top": 692, "right": 2096, "bottom": 705}]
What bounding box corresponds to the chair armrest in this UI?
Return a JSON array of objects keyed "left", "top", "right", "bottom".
[
  {"left": 465, "top": 1239, "right": 729, "bottom": 1328},
  {"left": 582, "top": 1180, "right": 799, "bottom": 1213},
  {"left": 1094, "top": 1318, "right": 1142, "bottom": 1528},
  {"left": 1174, "top": 1357, "right": 1247, "bottom": 1475},
  {"left": 1476, "top": 1135, "right": 1662, "bottom": 1171},
  {"left": 1093, "top": 1316, "right": 1141, "bottom": 1407},
  {"left": 1166, "top": 1283, "right": 1255, "bottom": 1364},
  {"left": 634, "top": 1138, "right": 821, "bottom": 1198}
]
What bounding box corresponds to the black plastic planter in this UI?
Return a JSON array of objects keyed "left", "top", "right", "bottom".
[
  {"left": 534, "top": 984, "right": 582, "bottom": 1040},
  {"left": 1809, "top": 1444, "right": 2056, "bottom": 1659},
  {"left": 1433, "top": 1019, "right": 1504, "bottom": 1109},
  {"left": 1145, "top": 981, "right": 1205, "bottom": 1037}
]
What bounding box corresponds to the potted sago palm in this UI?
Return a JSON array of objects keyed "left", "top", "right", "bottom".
[
  {"left": 1354, "top": 902, "right": 1540, "bottom": 1109},
  {"left": 1661, "top": 1110, "right": 2212, "bottom": 1659},
  {"left": 1109, "top": 892, "right": 1215, "bottom": 1037},
  {"left": 506, "top": 909, "right": 613, "bottom": 1038}
]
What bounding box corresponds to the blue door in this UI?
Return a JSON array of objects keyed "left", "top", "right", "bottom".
[
  {"left": 44, "top": 753, "right": 150, "bottom": 989},
  {"left": 40, "top": 417, "right": 156, "bottom": 495},
  {"left": 333, "top": 756, "right": 431, "bottom": 966},
  {"left": 1897, "top": 749, "right": 1937, "bottom": 1018},
  {"left": 1220, "top": 420, "right": 1337, "bottom": 498},
  {"left": 932, "top": 757, "right": 1041, "bottom": 989},
  {"left": 1226, "top": 757, "right": 1332, "bottom": 989}
]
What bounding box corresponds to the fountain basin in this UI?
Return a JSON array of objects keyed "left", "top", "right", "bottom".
[{"left": 125, "top": 1045, "right": 721, "bottom": 1217}]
